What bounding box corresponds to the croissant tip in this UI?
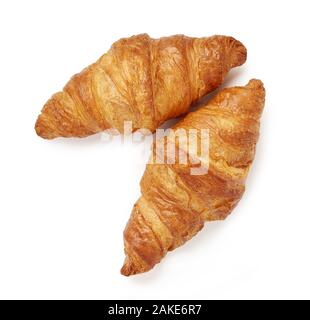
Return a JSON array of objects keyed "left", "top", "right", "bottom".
[
  {"left": 121, "top": 255, "right": 152, "bottom": 276},
  {"left": 246, "top": 79, "right": 266, "bottom": 100},
  {"left": 35, "top": 115, "right": 57, "bottom": 140},
  {"left": 120, "top": 258, "right": 136, "bottom": 277},
  {"left": 246, "top": 79, "right": 264, "bottom": 89},
  {"left": 34, "top": 116, "right": 44, "bottom": 138},
  {"left": 229, "top": 37, "right": 247, "bottom": 68}
]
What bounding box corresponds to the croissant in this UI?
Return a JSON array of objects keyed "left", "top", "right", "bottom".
[
  {"left": 121, "top": 79, "right": 265, "bottom": 276},
  {"left": 35, "top": 33, "right": 246, "bottom": 139}
]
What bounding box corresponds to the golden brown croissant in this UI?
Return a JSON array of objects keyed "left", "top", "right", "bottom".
[
  {"left": 121, "top": 79, "right": 265, "bottom": 276},
  {"left": 35, "top": 34, "right": 246, "bottom": 139}
]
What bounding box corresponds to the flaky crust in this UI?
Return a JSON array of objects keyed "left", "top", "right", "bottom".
[
  {"left": 35, "top": 34, "right": 246, "bottom": 139},
  {"left": 121, "top": 79, "right": 265, "bottom": 276}
]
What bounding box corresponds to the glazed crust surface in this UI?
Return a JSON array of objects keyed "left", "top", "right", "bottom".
[
  {"left": 35, "top": 34, "right": 246, "bottom": 139},
  {"left": 121, "top": 79, "right": 265, "bottom": 276}
]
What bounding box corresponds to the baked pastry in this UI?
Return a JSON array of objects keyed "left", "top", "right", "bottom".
[
  {"left": 121, "top": 79, "right": 265, "bottom": 276},
  {"left": 35, "top": 34, "right": 246, "bottom": 139}
]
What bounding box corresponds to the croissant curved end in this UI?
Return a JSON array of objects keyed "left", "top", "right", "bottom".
[
  {"left": 121, "top": 258, "right": 136, "bottom": 277},
  {"left": 246, "top": 78, "right": 264, "bottom": 90},
  {"left": 121, "top": 257, "right": 151, "bottom": 277},
  {"left": 121, "top": 239, "right": 153, "bottom": 276},
  {"left": 35, "top": 114, "right": 58, "bottom": 140},
  {"left": 228, "top": 37, "right": 247, "bottom": 68}
]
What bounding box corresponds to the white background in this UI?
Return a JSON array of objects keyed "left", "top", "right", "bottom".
[{"left": 0, "top": 0, "right": 309, "bottom": 300}]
